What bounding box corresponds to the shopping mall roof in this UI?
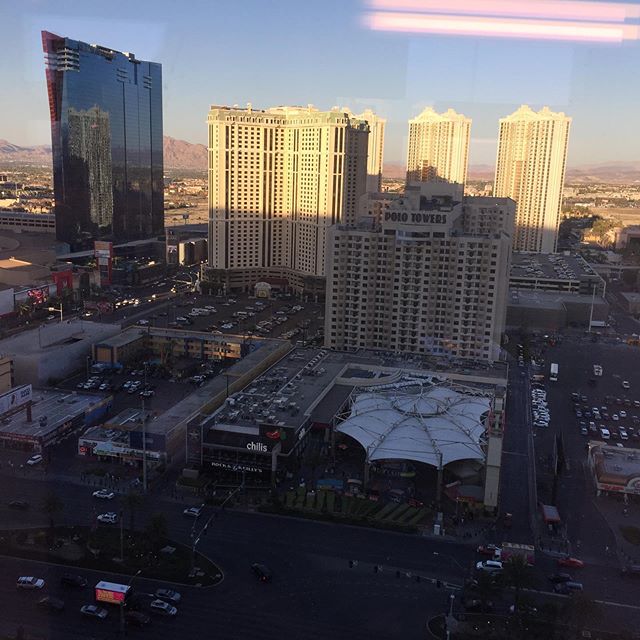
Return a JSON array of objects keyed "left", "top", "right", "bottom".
[{"left": 336, "top": 377, "right": 491, "bottom": 469}]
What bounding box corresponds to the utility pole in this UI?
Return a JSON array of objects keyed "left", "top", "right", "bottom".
[{"left": 141, "top": 363, "right": 148, "bottom": 493}]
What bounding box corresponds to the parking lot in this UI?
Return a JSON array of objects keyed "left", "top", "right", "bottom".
[
  {"left": 133, "top": 291, "right": 325, "bottom": 345},
  {"left": 523, "top": 334, "right": 640, "bottom": 563}
]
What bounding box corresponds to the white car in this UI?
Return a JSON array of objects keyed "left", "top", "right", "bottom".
[
  {"left": 221, "top": 323, "right": 233, "bottom": 330},
  {"left": 620, "top": 410, "right": 627, "bottom": 419},
  {"left": 26, "top": 454, "right": 43, "bottom": 466},
  {"left": 155, "top": 588, "right": 181, "bottom": 603},
  {"left": 17, "top": 577, "right": 45, "bottom": 589},
  {"left": 81, "top": 604, "right": 108, "bottom": 619},
  {"left": 92, "top": 490, "right": 115, "bottom": 500},
  {"left": 150, "top": 599, "right": 177, "bottom": 616},
  {"left": 183, "top": 505, "right": 203, "bottom": 518},
  {"left": 476, "top": 560, "right": 503, "bottom": 574},
  {"left": 623, "top": 381, "right": 631, "bottom": 389},
  {"left": 613, "top": 414, "right": 619, "bottom": 422},
  {"left": 97, "top": 512, "right": 118, "bottom": 524}
]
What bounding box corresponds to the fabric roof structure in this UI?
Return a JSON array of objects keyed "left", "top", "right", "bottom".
[{"left": 337, "top": 381, "right": 491, "bottom": 469}]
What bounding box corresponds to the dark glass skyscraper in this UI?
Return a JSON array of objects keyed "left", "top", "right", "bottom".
[{"left": 42, "top": 31, "right": 164, "bottom": 248}]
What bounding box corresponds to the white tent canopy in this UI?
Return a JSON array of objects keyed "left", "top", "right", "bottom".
[{"left": 337, "top": 383, "right": 490, "bottom": 470}]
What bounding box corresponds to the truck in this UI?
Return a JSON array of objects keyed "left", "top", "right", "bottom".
[
  {"left": 550, "top": 363, "right": 558, "bottom": 382},
  {"left": 494, "top": 542, "right": 535, "bottom": 565},
  {"left": 95, "top": 581, "right": 132, "bottom": 606}
]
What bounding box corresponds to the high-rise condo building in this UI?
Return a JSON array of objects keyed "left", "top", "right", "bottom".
[
  {"left": 494, "top": 105, "right": 571, "bottom": 254},
  {"left": 355, "top": 109, "right": 385, "bottom": 192},
  {"left": 325, "top": 183, "right": 514, "bottom": 362},
  {"left": 206, "top": 104, "right": 369, "bottom": 295},
  {"left": 42, "top": 31, "right": 164, "bottom": 248},
  {"left": 406, "top": 107, "right": 471, "bottom": 186}
]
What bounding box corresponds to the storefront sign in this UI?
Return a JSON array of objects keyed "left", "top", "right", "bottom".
[
  {"left": 210, "top": 460, "right": 264, "bottom": 474},
  {"left": 384, "top": 211, "right": 448, "bottom": 224}
]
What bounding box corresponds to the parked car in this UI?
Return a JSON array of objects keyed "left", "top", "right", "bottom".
[
  {"left": 17, "top": 577, "right": 45, "bottom": 590},
  {"left": 125, "top": 611, "right": 152, "bottom": 627},
  {"left": 183, "top": 505, "right": 203, "bottom": 518},
  {"left": 557, "top": 556, "right": 585, "bottom": 569},
  {"left": 80, "top": 604, "right": 108, "bottom": 619},
  {"left": 26, "top": 454, "right": 43, "bottom": 466},
  {"left": 92, "top": 490, "right": 115, "bottom": 500},
  {"left": 97, "top": 512, "right": 118, "bottom": 524},
  {"left": 251, "top": 563, "right": 273, "bottom": 583},
  {"left": 476, "top": 560, "right": 503, "bottom": 574},
  {"left": 8, "top": 500, "right": 29, "bottom": 510},
  {"left": 554, "top": 581, "right": 583, "bottom": 594},
  {"left": 37, "top": 596, "right": 65, "bottom": 612},
  {"left": 150, "top": 599, "right": 177, "bottom": 616},
  {"left": 60, "top": 573, "right": 87, "bottom": 588},
  {"left": 548, "top": 573, "right": 573, "bottom": 583},
  {"left": 155, "top": 588, "right": 181, "bottom": 603},
  {"left": 476, "top": 544, "right": 501, "bottom": 557}
]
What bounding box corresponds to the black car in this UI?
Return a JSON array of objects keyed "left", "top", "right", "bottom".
[
  {"left": 8, "top": 500, "right": 29, "bottom": 510},
  {"left": 548, "top": 572, "right": 572, "bottom": 583},
  {"left": 621, "top": 564, "right": 640, "bottom": 578},
  {"left": 251, "top": 563, "right": 272, "bottom": 583},
  {"left": 37, "top": 596, "right": 65, "bottom": 612},
  {"left": 125, "top": 611, "right": 152, "bottom": 627},
  {"left": 60, "top": 573, "right": 88, "bottom": 588}
]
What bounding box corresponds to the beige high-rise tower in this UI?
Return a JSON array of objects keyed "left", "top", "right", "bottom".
[
  {"left": 357, "top": 109, "right": 385, "bottom": 192},
  {"left": 406, "top": 107, "right": 471, "bottom": 185},
  {"left": 205, "top": 104, "right": 369, "bottom": 294},
  {"left": 495, "top": 105, "right": 571, "bottom": 254}
]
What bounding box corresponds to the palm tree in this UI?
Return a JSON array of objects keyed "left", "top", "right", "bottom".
[
  {"left": 563, "top": 593, "right": 601, "bottom": 637},
  {"left": 502, "top": 555, "right": 532, "bottom": 613},
  {"left": 472, "top": 570, "right": 498, "bottom": 612},
  {"left": 145, "top": 513, "right": 168, "bottom": 553},
  {"left": 42, "top": 491, "right": 64, "bottom": 537},
  {"left": 123, "top": 491, "right": 143, "bottom": 532}
]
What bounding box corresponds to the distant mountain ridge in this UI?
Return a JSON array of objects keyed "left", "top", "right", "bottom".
[
  {"left": 1, "top": 137, "right": 639, "bottom": 181},
  {"left": 0, "top": 136, "right": 207, "bottom": 170}
]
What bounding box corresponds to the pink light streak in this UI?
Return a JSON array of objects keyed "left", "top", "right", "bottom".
[
  {"left": 367, "top": 0, "right": 640, "bottom": 23},
  {"left": 365, "top": 11, "right": 640, "bottom": 42}
]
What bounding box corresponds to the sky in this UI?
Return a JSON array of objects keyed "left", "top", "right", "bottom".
[{"left": 1, "top": 0, "right": 639, "bottom": 167}]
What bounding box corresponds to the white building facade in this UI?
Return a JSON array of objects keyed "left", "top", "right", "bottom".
[
  {"left": 406, "top": 107, "right": 471, "bottom": 186},
  {"left": 206, "top": 104, "right": 369, "bottom": 294},
  {"left": 325, "top": 183, "right": 514, "bottom": 362},
  {"left": 494, "top": 105, "right": 571, "bottom": 254}
]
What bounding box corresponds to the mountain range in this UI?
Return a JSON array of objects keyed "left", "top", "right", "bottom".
[
  {"left": 1, "top": 137, "right": 638, "bottom": 183},
  {"left": 0, "top": 136, "right": 207, "bottom": 170}
]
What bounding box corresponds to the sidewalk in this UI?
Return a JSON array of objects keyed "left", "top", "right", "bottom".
[{"left": 592, "top": 494, "right": 640, "bottom": 567}]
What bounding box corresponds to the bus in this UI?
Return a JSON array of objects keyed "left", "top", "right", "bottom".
[{"left": 550, "top": 363, "right": 559, "bottom": 382}]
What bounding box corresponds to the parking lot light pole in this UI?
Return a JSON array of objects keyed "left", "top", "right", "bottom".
[
  {"left": 119, "top": 569, "right": 142, "bottom": 636},
  {"left": 48, "top": 305, "right": 63, "bottom": 323}
]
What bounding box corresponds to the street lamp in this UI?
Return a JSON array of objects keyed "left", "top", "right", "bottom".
[
  {"left": 48, "top": 305, "right": 63, "bottom": 323},
  {"left": 119, "top": 568, "right": 142, "bottom": 636}
]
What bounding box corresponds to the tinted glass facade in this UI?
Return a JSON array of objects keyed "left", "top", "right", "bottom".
[{"left": 42, "top": 31, "right": 164, "bottom": 248}]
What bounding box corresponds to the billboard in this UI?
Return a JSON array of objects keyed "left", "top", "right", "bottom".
[
  {"left": 94, "top": 241, "right": 113, "bottom": 286},
  {"left": 0, "top": 385, "right": 32, "bottom": 416},
  {"left": 95, "top": 581, "right": 130, "bottom": 605},
  {"left": 14, "top": 285, "right": 50, "bottom": 306}
]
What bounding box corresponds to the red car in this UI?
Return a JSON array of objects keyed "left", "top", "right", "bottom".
[
  {"left": 477, "top": 544, "right": 501, "bottom": 557},
  {"left": 557, "top": 557, "right": 585, "bottom": 569}
]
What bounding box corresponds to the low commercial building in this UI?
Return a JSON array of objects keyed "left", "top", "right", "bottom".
[
  {"left": 588, "top": 442, "right": 640, "bottom": 497},
  {"left": 0, "top": 355, "right": 14, "bottom": 392},
  {"left": 0, "top": 387, "right": 111, "bottom": 451},
  {"left": 0, "top": 211, "right": 55, "bottom": 233},
  {"left": 506, "top": 290, "right": 609, "bottom": 331},
  {"left": 0, "top": 320, "right": 121, "bottom": 386},
  {"left": 92, "top": 326, "right": 258, "bottom": 369},
  {"left": 166, "top": 224, "right": 208, "bottom": 266},
  {"left": 620, "top": 292, "right": 640, "bottom": 316},
  {"left": 187, "top": 348, "right": 507, "bottom": 511}
]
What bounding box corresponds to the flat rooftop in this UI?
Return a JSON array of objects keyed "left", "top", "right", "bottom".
[
  {"left": 508, "top": 290, "right": 607, "bottom": 309},
  {"left": 1, "top": 320, "right": 120, "bottom": 356},
  {"left": 591, "top": 442, "right": 640, "bottom": 485},
  {"left": 207, "top": 348, "right": 508, "bottom": 438},
  {"left": 0, "top": 388, "right": 105, "bottom": 440},
  {"left": 105, "top": 407, "right": 153, "bottom": 429},
  {"left": 511, "top": 252, "right": 600, "bottom": 281},
  {"left": 148, "top": 338, "right": 289, "bottom": 437}
]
